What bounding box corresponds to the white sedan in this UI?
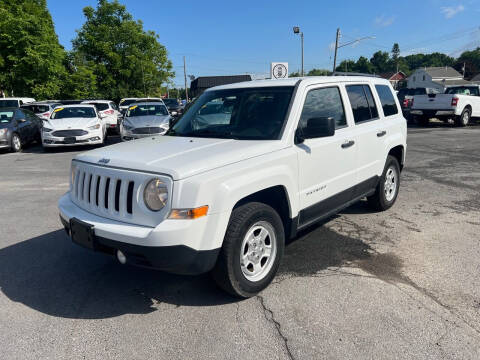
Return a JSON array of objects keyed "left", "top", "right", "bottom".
[{"left": 41, "top": 105, "right": 107, "bottom": 148}]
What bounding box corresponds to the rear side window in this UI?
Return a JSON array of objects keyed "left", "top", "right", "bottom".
[
  {"left": 87, "top": 102, "right": 109, "bottom": 111},
  {"left": 22, "top": 105, "right": 49, "bottom": 113},
  {"left": 375, "top": 85, "right": 398, "bottom": 117},
  {"left": 299, "top": 87, "right": 346, "bottom": 129},
  {"left": 346, "top": 85, "right": 378, "bottom": 123}
]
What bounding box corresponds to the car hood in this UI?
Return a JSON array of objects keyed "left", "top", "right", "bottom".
[
  {"left": 123, "top": 115, "right": 170, "bottom": 128},
  {"left": 45, "top": 117, "right": 98, "bottom": 130},
  {"left": 75, "top": 136, "right": 287, "bottom": 180}
]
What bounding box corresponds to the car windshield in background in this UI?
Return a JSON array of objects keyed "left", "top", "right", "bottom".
[
  {"left": 0, "top": 100, "right": 18, "bottom": 108},
  {"left": 51, "top": 107, "right": 96, "bottom": 119},
  {"left": 445, "top": 87, "right": 480, "bottom": 96},
  {"left": 0, "top": 111, "right": 14, "bottom": 123},
  {"left": 22, "top": 105, "right": 50, "bottom": 113},
  {"left": 86, "top": 102, "right": 109, "bottom": 111},
  {"left": 127, "top": 104, "right": 168, "bottom": 117},
  {"left": 168, "top": 86, "right": 294, "bottom": 140},
  {"left": 163, "top": 99, "right": 179, "bottom": 107},
  {"left": 119, "top": 99, "right": 137, "bottom": 106}
]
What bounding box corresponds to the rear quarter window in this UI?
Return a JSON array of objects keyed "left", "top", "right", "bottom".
[
  {"left": 346, "top": 84, "right": 379, "bottom": 123},
  {"left": 375, "top": 85, "right": 399, "bottom": 117}
]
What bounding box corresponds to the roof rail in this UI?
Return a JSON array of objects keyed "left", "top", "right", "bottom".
[{"left": 332, "top": 72, "right": 380, "bottom": 78}]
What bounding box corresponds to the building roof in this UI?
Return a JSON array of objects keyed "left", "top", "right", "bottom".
[
  {"left": 190, "top": 75, "right": 252, "bottom": 89},
  {"left": 379, "top": 71, "right": 406, "bottom": 81},
  {"left": 440, "top": 79, "right": 471, "bottom": 86},
  {"left": 470, "top": 74, "right": 480, "bottom": 82},
  {"left": 423, "top": 66, "right": 462, "bottom": 79}
]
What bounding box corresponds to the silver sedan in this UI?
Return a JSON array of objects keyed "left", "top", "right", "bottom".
[{"left": 120, "top": 102, "right": 171, "bottom": 141}]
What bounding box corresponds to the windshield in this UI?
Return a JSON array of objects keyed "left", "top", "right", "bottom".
[
  {"left": 0, "top": 100, "right": 19, "bottom": 108},
  {"left": 21, "top": 104, "right": 50, "bottom": 113},
  {"left": 445, "top": 86, "right": 480, "bottom": 96},
  {"left": 51, "top": 107, "right": 97, "bottom": 119},
  {"left": 126, "top": 104, "right": 169, "bottom": 117},
  {"left": 167, "top": 87, "right": 294, "bottom": 140},
  {"left": 119, "top": 99, "right": 137, "bottom": 107},
  {"left": 163, "top": 99, "right": 179, "bottom": 107},
  {"left": 0, "top": 110, "right": 14, "bottom": 123},
  {"left": 85, "top": 102, "right": 109, "bottom": 111}
]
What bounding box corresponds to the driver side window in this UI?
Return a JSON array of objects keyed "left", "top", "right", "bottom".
[{"left": 299, "top": 87, "right": 347, "bottom": 134}]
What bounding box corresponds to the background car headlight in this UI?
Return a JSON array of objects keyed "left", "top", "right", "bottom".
[
  {"left": 0, "top": 129, "right": 7, "bottom": 136},
  {"left": 42, "top": 127, "right": 53, "bottom": 133},
  {"left": 143, "top": 178, "right": 168, "bottom": 211},
  {"left": 88, "top": 124, "right": 100, "bottom": 130}
]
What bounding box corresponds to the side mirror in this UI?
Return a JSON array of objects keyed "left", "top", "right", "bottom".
[
  {"left": 295, "top": 117, "right": 336, "bottom": 144},
  {"left": 16, "top": 118, "right": 26, "bottom": 124}
]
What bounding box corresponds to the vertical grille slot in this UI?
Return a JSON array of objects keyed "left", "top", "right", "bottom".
[
  {"left": 115, "top": 180, "right": 121, "bottom": 212},
  {"left": 127, "top": 181, "right": 134, "bottom": 214},
  {"left": 104, "top": 178, "right": 110, "bottom": 209},
  {"left": 95, "top": 175, "right": 101, "bottom": 206},
  {"left": 87, "top": 174, "right": 92, "bottom": 203}
]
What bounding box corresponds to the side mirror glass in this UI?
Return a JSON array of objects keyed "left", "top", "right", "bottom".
[{"left": 17, "top": 118, "right": 26, "bottom": 124}]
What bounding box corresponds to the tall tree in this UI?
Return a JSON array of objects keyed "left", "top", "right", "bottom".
[
  {"left": 0, "top": 0, "right": 66, "bottom": 99},
  {"left": 370, "top": 51, "right": 391, "bottom": 74},
  {"left": 391, "top": 43, "right": 400, "bottom": 62},
  {"left": 71, "top": 0, "right": 173, "bottom": 101}
]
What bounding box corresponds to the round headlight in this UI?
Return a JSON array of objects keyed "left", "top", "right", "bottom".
[{"left": 143, "top": 179, "right": 168, "bottom": 211}]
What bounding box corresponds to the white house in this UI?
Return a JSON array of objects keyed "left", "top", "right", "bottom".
[{"left": 407, "top": 66, "right": 470, "bottom": 91}]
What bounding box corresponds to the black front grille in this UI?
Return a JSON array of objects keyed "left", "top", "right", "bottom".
[
  {"left": 52, "top": 129, "right": 88, "bottom": 137},
  {"left": 132, "top": 127, "right": 162, "bottom": 135}
]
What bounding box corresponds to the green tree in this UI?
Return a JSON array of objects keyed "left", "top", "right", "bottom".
[
  {"left": 60, "top": 52, "right": 98, "bottom": 99},
  {"left": 353, "top": 56, "right": 374, "bottom": 73},
  {"left": 454, "top": 48, "right": 480, "bottom": 79},
  {"left": 306, "top": 68, "right": 331, "bottom": 76},
  {"left": 71, "top": 0, "right": 173, "bottom": 101},
  {"left": 391, "top": 43, "right": 400, "bottom": 63},
  {"left": 370, "top": 51, "right": 391, "bottom": 74},
  {"left": 0, "top": 0, "right": 66, "bottom": 99},
  {"left": 336, "top": 60, "right": 356, "bottom": 73}
]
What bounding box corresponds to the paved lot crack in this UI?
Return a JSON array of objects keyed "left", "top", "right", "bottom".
[{"left": 256, "top": 295, "right": 294, "bottom": 360}]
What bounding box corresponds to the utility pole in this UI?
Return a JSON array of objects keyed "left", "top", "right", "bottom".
[
  {"left": 463, "top": 62, "right": 466, "bottom": 79},
  {"left": 183, "top": 56, "right": 189, "bottom": 102},
  {"left": 333, "top": 28, "right": 340, "bottom": 73}
]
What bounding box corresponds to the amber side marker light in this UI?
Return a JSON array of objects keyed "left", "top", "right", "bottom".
[{"left": 169, "top": 205, "right": 209, "bottom": 220}]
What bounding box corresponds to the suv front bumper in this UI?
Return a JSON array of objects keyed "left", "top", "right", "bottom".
[{"left": 58, "top": 193, "right": 220, "bottom": 275}]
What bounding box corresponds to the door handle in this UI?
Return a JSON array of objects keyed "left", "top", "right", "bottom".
[
  {"left": 377, "top": 130, "right": 387, "bottom": 137},
  {"left": 341, "top": 140, "right": 355, "bottom": 149}
]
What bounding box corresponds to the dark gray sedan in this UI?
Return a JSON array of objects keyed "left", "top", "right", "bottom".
[
  {"left": 120, "top": 102, "right": 171, "bottom": 141},
  {"left": 0, "top": 108, "right": 42, "bottom": 152}
]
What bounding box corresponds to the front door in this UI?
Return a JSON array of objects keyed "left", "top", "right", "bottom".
[{"left": 296, "top": 85, "right": 357, "bottom": 228}]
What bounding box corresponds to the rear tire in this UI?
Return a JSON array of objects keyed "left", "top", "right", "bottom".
[
  {"left": 212, "top": 202, "right": 285, "bottom": 298},
  {"left": 367, "top": 155, "right": 401, "bottom": 211},
  {"left": 455, "top": 108, "right": 471, "bottom": 127}
]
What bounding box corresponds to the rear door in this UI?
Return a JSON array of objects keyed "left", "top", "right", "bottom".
[
  {"left": 345, "top": 83, "right": 384, "bottom": 194},
  {"left": 296, "top": 84, "right": 357, "bottom": 227},
  {"left": 14, "top": 109, "right": 31, "bottom": 142}
]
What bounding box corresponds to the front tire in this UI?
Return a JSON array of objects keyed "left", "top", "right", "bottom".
[
  {"left": 10, "top": 133, "right": 22, "bottom": 152},
  {"left": 455, "top": 108, "right": 471, "bottom": 127},
  {"left": 212, "top": 202, "right": 285, "bottom": 298},
  {"left": 367, "top": 155, "right": 401, "bottom": 211}
]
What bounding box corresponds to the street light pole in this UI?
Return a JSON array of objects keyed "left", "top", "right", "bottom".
[{"left": 293, "top": 26, "right": 304, "bottom": 76}]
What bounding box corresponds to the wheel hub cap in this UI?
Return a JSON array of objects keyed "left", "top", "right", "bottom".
[
  {"left": 384, "top": 167, "right": 397, "bottom": 202},
  {"left": 240, "top": 221, "right": 277, "bottom": 282}
]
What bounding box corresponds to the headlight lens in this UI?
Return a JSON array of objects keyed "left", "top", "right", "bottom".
[
  {"left": 42, "top": 127, "right": 53, "bottom": 133},
  {"left": 0, "top": 129, "right": 7, "bottom": 136},
  {"left": 88, "top": 124, "right": 100, "bottom": 130},
  {"left": 143, "top": 179, "right": 168, "bottom": 211}
]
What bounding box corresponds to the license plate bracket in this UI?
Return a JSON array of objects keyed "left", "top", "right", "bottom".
[
  {"left": 64, "top": 137, "right": 76, "bottom": 144},
  {"left": 70, "top": 218, "right": 96, "bottom": 250}
]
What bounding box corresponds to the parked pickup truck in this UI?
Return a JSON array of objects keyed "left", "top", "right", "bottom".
[
  {"left": 58, "top": 76, "right": 407, "bottom": 297},
  {"left": 410, "top": 85, "right": 480, "bottom": 126}
]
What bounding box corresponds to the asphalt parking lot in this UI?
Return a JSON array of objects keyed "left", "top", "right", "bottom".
[{"left": 1, "top": 124, "right": 480, "bottom": 359}]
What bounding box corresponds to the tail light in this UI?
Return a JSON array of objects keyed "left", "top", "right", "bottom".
[
  {"left": 102, "top": 109, "right": 114, "bottom": 115},
  {"left": 42, "top": 112, "right": 50, "bottom": 118},
  {"left": 451, "top": 97, "right": 458, "bottom": 107},
  {"left": 402, "top": 99, "right": 410, "bottom": 108}
]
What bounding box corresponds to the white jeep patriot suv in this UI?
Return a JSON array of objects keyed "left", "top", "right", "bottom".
[{"left": 59, "top": 76, "right": 407, "bottom": 298}]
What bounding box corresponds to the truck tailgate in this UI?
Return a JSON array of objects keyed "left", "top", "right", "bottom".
[{"left": 412, "top": 94, "right": 454, "bottom": 110}]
